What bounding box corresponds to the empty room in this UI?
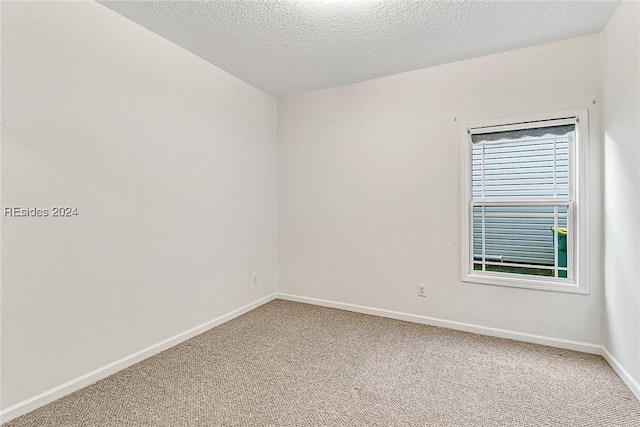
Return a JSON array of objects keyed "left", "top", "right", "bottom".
[{"left": 1, "top": 0, "right": 639, "bottom": 425}]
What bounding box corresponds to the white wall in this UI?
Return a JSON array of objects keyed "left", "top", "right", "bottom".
[
  {"left": 1, "top": 1, "right": 276, "bottom": 409},
  {"left": 601, "top": 1, "right": 640, "bottom": 386},
  {"left": 278, "top": 35, "right": 603, "bottom": 345}
]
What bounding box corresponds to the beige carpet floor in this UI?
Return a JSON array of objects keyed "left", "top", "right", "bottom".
[{"left": 4, "top": 299, "right": 640, "bottom": 426}]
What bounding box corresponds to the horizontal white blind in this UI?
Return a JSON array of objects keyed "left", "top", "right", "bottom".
[{"left": 472, "top": 135, "right": 570, "bottom": 200}]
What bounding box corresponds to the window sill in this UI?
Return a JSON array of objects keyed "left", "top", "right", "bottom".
[{"left": 462, "top": 272, "right": 588, "bottom": 294}]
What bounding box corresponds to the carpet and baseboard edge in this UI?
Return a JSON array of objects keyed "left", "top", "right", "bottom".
[
  {"left": 0, "top": 293, "right": 277, "bottom": 425},
  {"left": 276, "top": 292, "right": 640, "bottom": 401},
  {"left": 601, "top": 346, "right": 640, "bottom": 401},
  {"left": 3, "top": 291, "right": 638, "bottom": 424}
]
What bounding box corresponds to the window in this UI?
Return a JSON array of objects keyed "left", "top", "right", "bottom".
[{"left": 461, "top": 110, "right": 589, "bottom": 293}]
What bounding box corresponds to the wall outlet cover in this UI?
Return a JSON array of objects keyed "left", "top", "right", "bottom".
[{"left": 418, "top": 284, "right": 427, "bottom": 297}]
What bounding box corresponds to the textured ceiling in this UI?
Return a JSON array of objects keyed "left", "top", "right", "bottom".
[{"left": 98, "top": 1, "right": 620, "bottom": 98}]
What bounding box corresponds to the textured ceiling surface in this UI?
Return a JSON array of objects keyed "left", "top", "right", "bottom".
[{"left": 98, "top": 1, "right": 620, "bottom": 98}]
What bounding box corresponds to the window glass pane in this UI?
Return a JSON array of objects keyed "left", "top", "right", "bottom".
[
  {"left": 472, "top": 204, "right": 569, "bottom": 277},
  {"left": 484, "top": 265, "right": 554, "bottom": 277}
]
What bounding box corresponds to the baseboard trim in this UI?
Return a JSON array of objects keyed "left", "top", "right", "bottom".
[
  {"left": 0, "top": 293, "right": 277, "bottom": 424},
  {"left": 601, "top": 346, "right": 640, "bottom": 401},
  {"left": 276, "top": 293, "right": 602, "bottom": 354}
]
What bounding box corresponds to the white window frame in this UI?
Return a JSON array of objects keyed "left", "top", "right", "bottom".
[{"left": 460, "top": 109, "right": 589, "bottom": 294}]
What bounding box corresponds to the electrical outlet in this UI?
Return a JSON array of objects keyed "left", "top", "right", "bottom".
[
  {"left": 418, "top": 284, "right": 427, "bottom": 297},
  {"left": 252, "top": 274, "right": 259, "bottom": 286}
]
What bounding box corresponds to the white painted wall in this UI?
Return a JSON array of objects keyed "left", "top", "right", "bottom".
[
  {"left": 1, "top": 1, "right": 276, "bottom": 409},
  {"left": 601, "top": 1, "right": 640, "bottom": 386},
  {"left": 278, "top": 35, "right": 603, "bottom": 345}
]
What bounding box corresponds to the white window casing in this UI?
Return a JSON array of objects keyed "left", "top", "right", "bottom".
[{"left": 460, "top": 110, "right": 590, "bottom": 294}]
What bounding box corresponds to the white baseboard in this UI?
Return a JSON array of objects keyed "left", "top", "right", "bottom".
[
  {"left": 276, "top": 293, "right": 602, "bottom": 354},
  {"left": 0, "top": 293, "right": 277, "bottom": 424},
  {"left": 601, "top": 347, "right": 640, "bottom": 401}
]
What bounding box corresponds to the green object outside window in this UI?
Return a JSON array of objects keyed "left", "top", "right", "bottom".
[{"left": 552, "top": 227, "right": 567, "bottom": 278}]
